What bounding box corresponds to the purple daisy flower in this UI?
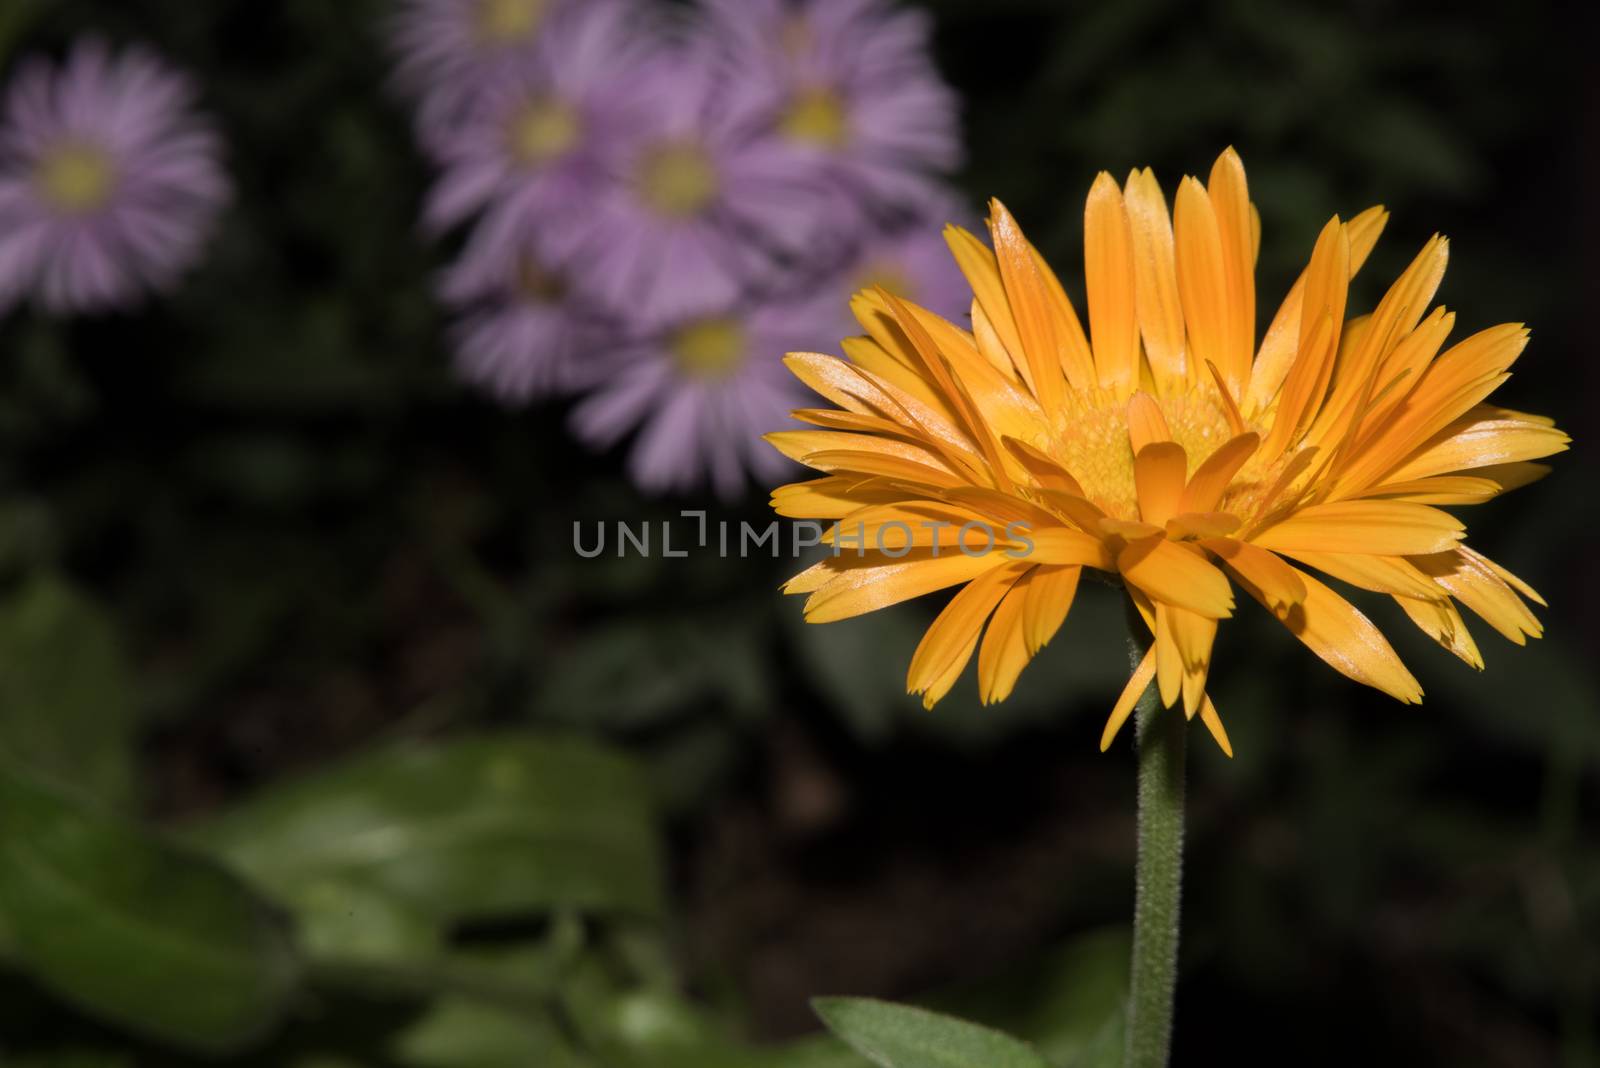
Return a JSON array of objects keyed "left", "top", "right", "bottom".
[
  {"left": 439, "top": 210, "right": 611, "bottom": 404},
  {"left": 565, "top": 36, "right": 842, "bottom": 333},
  {"left": 420, "top": 0, "right": 653, "bottom": 248},
  {"left": 702, "top": 0, "right": 962, "bottom": 218},
  {"left": 0, "top": 40, "right": 230, "bottom": 314},
  {"left": 570, "top": 291, "right": 843, "bottom": 499},
  {"left": 389, "top": 0, "right": 580, "bottom": 144}
]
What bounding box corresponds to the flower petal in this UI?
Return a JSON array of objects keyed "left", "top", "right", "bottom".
[
  {"left": 1251, "top": 501, "right": 1464, "bottom": 556},
  {"left": 1198, "top": 693, "right": 1234, "bottom": 758},
  {"left": 1101, "top": 645, "right": 1157, "bottom": 751},
  {"left": 908, "top": 563, "right": 1028, "bottom": 707},
  {"left": 1085, "top": 172, "right": 1140, "bottom": 396},
  {"left": 1022, "top": 564, "right": 1082, "bottom": 655},
  {"left": 989, "top": 199, "right": 1067, "bottom": 413},
  {"left": 978, "top": 575, "right": 1037, "bottom": 704},
  {"left": 1123, "top": 166, "right": 1187, "bottom": 389},
  {"left": 1410, "top": 547, "right": 1542, "bottom": 644},
  {"left": 1118, "top": 537, "right": 1235, "bottom": 618},
  {"left": 1134, "top": 441, "right": 1188, "bottom": 527},
  {"left": 1182, "top": 432, "right": 1259, "bottom": 513},
  {"left": 1254, "top": 565, "right": 1423, "bottom": 703},
  {"left": 1201, "top": 537, "right": 1307, "bottom": 612},
  {"left": 803, "top": 551, "right": 1007, "bottom": 623}
]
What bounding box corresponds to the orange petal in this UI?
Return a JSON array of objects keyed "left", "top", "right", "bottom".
[
  {"left": 989, "top": 200, "right": 1066, "bottom": 413},
  {"left": 1169, "top": 606, "right": 1218, "bottom": 718},
  {"left": 1173, "top": 177, "right": 1232, "bottom": 398},
  {"left": 1182, "top": 432, "right": 1259, "bottom": 513},
  {"left": 1198, "top": 693, "right": 1234, "bottom": 757},
  {"left": 1123, "top": 167, "right": 1187, "bottom": 389},
  {"left": 1201, "top": 537, "right": 1307, "bottom": 613},
  {"left": 1397, "top": 594, "right": 1483, "bottom": 669},
  {"left": 1127, "top": 392, "right": 1172, "bottom": 452},
  {"left": 1101, "top": 645, "right": 1157, "bottom": 751},
  {"left": 1085, "top": 171, "right": 1140, "bottom": 395},
  {"left": 1410, "top": 547, "right": 1542, "bottom": 644},
  {"left": 1255, "top": 565, "right": 1423, "bottom": 702},
  {"left": 1118, "top": 537, "right": 1235, "bottom": 618},
  {"left": 804, "top": 552, "right": 1006, "bottom": 623},
  {"left": 1249, "top": 206, "right": 1387, "bottom": 414},
  {"left": 1025, "top": 528, "right": 1116, "bottom": 569},
  {"left": 978, "top": 576, "right": 1037, "bottom": 704},
  {"left": 771, "top": 476, "right": 906, "bottom": 520},
  {"left": 907, "top": 563, "right": 1027, "bottom": 706},
  {"left": 945, "top": 225, "right": 1024, "bottom": 359},
  {"left": 1154, "top": 604, "right": 1182, "bottom": 708},
  {"left": 1206, "top": 147, "right": 1255, "bottom": 395},
  {"left": 1030, "top": 245, "right": 1098, "bottom": 390},
  {"left": 1250, "top": 500, "right": 1465, "bottom": 557},
  {"left": 1166, "top": 512, "right": 1242, "bottom": 539},
  {"left": 1262, "top": 217, "right": 1348, "bottom": 455},
  {"left": 1022, "top": 564, "right": 1081, "bottom": 655},
  {"left": 1003, "top": 436, "right": 1087, "bottom": 496},
  {"left": 1134, "top": 441, "right": 1188, "bottom": 527},
  {"left": 1282, "top": 551, "right": 1444, "bottom": 601},
  {"left": 1380, "top": 416, "right": 1569, "bottom": 485}
]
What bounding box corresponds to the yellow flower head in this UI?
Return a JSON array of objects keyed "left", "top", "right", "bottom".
[{"left": 766, "top": 148, "right": 1568, "bottom": 756}]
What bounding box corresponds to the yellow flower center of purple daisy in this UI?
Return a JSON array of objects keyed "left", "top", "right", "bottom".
[
  {"left": 780, "top": 88, "right": 849, "bottom": 148},
  {"left": 509, "top": 96, "right": 579, "bottom": 165},
  {"left": 35, "top": 142, "right": 116, "bottom": 215},
  {"left": 670, "top": 317, "right": 746, "bottom": 379},
  {"left": 637, "top": 142, "right": 719, "bottom": 218},
  {"left": 475, "top": 0, "right": 547, "bottom": 44}
]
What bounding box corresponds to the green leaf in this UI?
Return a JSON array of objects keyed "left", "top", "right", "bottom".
[
  {"left": 932, "top": 926, "right": 1129, "bottom": 1065},
  {"left": 534, "top": 619, "right": 768, "bottom": 729},
  {"left": 812, "top": 999, "right": 1053, "bottom": 1068},
  {"left": 276, "top": 876, "right": 439, "bottom": 964},
  {"left": 395, "top": 1000, "right": 596, "bottom": 1068},
  {"left": 0, "top": 573, "right": 135, "bottom": 805},
  {"left": 194, "top": 733, "right": 664, "bottom": 925},
  {"left": 0, "top": 764, "right": 299, "bottom": 1053}
]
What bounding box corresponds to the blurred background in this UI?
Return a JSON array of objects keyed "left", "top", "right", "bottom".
[{"left": 0, "top": 0, "right": 1594, "bottom": 1065}]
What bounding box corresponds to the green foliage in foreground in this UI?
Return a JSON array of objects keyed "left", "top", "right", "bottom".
[{"left": 0, "top": 730, "right": 1133, "bottom": 1065}]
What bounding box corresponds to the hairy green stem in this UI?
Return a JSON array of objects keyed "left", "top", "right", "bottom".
[{"left": 1123, "top": 637, "right": 1186, "bottom": 1068}]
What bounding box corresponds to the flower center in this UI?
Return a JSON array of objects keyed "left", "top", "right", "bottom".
[
  {"left": 780, "top": 88, "right": 849, "bottom": 148},
  {"left": 670, "top": 317, "right": 746, "bottom": 379},
  {"left": 35, "top": 142, "right": 116, "bottom": 215},
  {"left": 508, "top": 96, "right": 579, "bottom": 165},
  {"left": 636, "top": 142, "right": 719, "bottom": 218},
  {"left": 1043, "top": 383, "right": 1296, "bottom": 523},
  {"left": 476, "top": 0, "right": 547, "bottom": 43}
]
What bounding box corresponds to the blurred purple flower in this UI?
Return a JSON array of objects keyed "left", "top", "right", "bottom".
[
  {"left": 566, "top": 37, "right": 841, "bottom": 333},
  {"left": 389, "top": 0, "right": 580, "bottom": 143},
  {"left": 440, "top": 212, "right": 612, "bottom": 403},
  {"left": 0, "top": 40, "right": 230, "bottom": 314},
  {"left": 420, "top": 0, "right": 653, "bottom": 249},
  {"left": 834, "top": 194, "right": 974, "bottom": 323},
  {"left": 703, "top": 0, "right": 962, "bottom": 218},
  {"left": 570, "top": 292, "right": 842, "bottom": 498}
]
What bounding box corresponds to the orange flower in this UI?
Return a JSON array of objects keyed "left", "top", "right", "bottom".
[{"left": 767, "top": 149, "right": 1568, "bottom": 755}]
